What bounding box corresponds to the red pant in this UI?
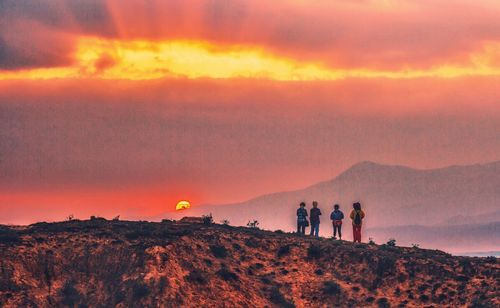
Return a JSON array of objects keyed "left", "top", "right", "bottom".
[{"left": 353, "top": 224, "right": 362, "bottom": 242}]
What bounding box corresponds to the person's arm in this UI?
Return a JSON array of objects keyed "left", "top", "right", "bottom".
[
  {"left": 340, "top": 211, "right": 344, "bottom": 220},
  {"left": 330, "top": 212, "right": 334, "bottom": 220},
  {"left": 319, "top": 209, "right": 322, "bottom": 215},
  {"left": 360, "top": 210, "right": 365, "bottom": 218}
]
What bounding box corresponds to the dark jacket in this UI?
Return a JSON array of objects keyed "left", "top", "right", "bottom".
[
  {"left": 330, "top": 210, "right": 344, "bottom": 221},
  {"left": 297, "top": 208, "right": 308, "bottom": 222},
  {"left": 310, "top": 208, "right": 322, "bottom": 223}
]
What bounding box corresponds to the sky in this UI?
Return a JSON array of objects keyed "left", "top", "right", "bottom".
[{"left": 0, "top": 0, "right": 499, "bottom": 224}]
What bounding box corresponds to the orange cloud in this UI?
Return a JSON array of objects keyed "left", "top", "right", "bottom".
[
  {"left": 1, "top": 36, "right": 500, "bottom": 81},
  {"left": 2, "top": 0, "right": 500, "bottom": 74}
]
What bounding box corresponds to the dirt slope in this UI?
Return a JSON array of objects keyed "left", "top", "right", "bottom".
[{"left": 0, "top": 219, "right": 498, "bottom": 307}]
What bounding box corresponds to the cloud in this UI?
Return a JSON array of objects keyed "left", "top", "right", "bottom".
[{"left": 1, "top": 0, "right": 500, "bottom": 71}]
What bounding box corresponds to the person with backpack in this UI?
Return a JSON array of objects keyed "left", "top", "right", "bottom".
[
  {"left": 330, "top": 204, "right": 344, "bottom": 240},
  {"left": 296, "top": 202, "right": 308, "bottom": 235},
  {"left": 309, "top": 201, "right": 322, "bottom": 237},
  {"left": 350, "top": 202, "right": 365, "bottom": 243}
]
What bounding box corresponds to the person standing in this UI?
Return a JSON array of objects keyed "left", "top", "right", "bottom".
[
  {"left": 330, "top": 204, "right": 344, "bottom": 240},
  {"left": 296, "top": 202, "right": 308, "bottom": 235},
  {"left": 310, "top": 201, "right": 322, "bottom": 237},
  {"left": 350, "top": 202, "right": 365, "bottom": 243}
]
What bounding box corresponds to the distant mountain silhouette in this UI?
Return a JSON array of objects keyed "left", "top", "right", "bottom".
[{"left": 165, "top": 160, "right": 499, "bottom": 251}]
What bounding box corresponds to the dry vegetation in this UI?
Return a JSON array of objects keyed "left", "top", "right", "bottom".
[{"left": 0, "top": 219, "right": 498, "bottom": 307}]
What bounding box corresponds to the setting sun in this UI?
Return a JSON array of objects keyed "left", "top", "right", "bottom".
[{"left": 175, "top": 200, "right": 191, "bottom": 211}]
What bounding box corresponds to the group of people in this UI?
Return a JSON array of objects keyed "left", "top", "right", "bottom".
[{"left": 296, "top": 201, "right": 365, "bottom": 242}]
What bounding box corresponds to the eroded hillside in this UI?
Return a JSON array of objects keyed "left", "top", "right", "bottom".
[{"left": 0, "top": 219, "right": 498, "bottom": 307}]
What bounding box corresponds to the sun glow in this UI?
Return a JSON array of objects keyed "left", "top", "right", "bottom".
[
  {"left": 176, "top": 200, "right": 191, "bottom": 211},
  {"left": 1, "top": 37, "right": 500, "bottom": 81}
]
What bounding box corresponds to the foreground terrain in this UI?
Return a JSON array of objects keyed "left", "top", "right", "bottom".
[{"left": 0, "top": 219, "right": 498, "bottom": 307}]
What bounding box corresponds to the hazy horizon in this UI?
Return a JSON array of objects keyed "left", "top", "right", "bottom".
[{"left": 1, "top": 1, "right": 500, "bottom": 237}]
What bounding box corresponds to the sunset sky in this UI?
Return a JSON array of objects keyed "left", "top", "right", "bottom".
[{"left": 1, "top": 0, "right": 499, "bottom": 224}]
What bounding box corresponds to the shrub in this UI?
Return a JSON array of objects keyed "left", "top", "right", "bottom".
[
  {"left": 323, "top": 281, "right": 341, "bottom": 295},
  {"left": 412, "top": 243, "right": 420, "bottom": 249},
  {"left": 210, "top": 245, "right": 228, "bottom": 259},
  {"left": 132, "top": 281, "right": 149, "bottom": 299},
  {"left": 247, "top": 220, "right": 259, "bottom": 229},
  {"left": 186, "top": 269, "right": 207, "bottom": 285},
  {"left": 314, "top": 269, "right": 324, "bottom": 276},
  {"left": 368, "top": 237, "right": 376, "bottom": 245},
  {"left": 376, "top": 297, "right": 390, "bottom": 308},
  {"left": 376, "top": 257, "right": 396, "bottom": 276},
  {"left": 202, "top": 214, "right": 213, "bottom": 225},
  {"left": 274, "top": 229, "right": 285, "bottom": 234},
  {"left": 269, "top": 287, "right": 295, "bottom": 308},
  {"left": 0, "top": 231, "right": 20, "bottom": 244},
  {"left": 485, "top": 256, "right": 496, "bottom": 264},
  {"left": 307, "top": 244, "right": 321, "bottom": 259},
  {"left": 244, "top": 238, "right": 260, "bottom": 248},
  {"left": 386, "top": 238, "right": 396, "bottom": 247},
  {"left": 60, "top": 281, "right": 81, "bottom": 307},
  {"left": 419, "top": 294, "right": 429, "bottom": 302},
  {"left": 277, "top": 245, "right": 291, "bottom": 258},
  {"left": 220, "top": 219, "right": 230, "bottom": 225},
  {"left": 216, "top": 268, "right": 238, "bottom": 281}
]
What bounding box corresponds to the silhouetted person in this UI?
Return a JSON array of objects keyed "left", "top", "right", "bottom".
[
  {"left": 350, "top": 202, "right": 365, "bottom": 243},
  {"left": 330, "top": 204, "right": 344, "bottom": 240},
  {"left": 309, "top": 201, "right": 322, "bottom": 237},
  {"left": 296, "top": 202, "right": 308, "bottom": 235}
]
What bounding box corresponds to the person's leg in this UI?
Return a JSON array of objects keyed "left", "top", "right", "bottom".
[
  {"left": 315, "top": 223, "right": 320, "bottom": 237},
  {"left": 354, "top": 225, "right": 361, "bottom": 242},
  {"left": 338, "top": 224, "right": 342, "bottom": 240},
  {"left": 310, "top": 223, "right": 314, "bottom": 236},
  {"left": 297, "top": 221, "right": 301, "bottom": 234},
  {"left": 333, "top": 224, "right": 337, "bottom": 238}
]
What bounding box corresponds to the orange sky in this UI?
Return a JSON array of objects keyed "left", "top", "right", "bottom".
[{"left": 1, "top": 0, "right": 500, "bottom": 224}]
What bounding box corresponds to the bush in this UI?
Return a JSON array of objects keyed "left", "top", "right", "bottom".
[
  {"left": 307, "top": 244, "right": 321, "bottom": 259},
  {"left": 60, "top": 281, "right": 81, "bottom": 307},
  {"left": 269, "top": 287, "right": 295, "bottom": 308},
  {"left": 376, "top": 297, "right": 390, "bottom": 308},
  {"left": 368, "top": 237, "right": 376, "bottom": 245},
  {"left": 419, "top": 294, "right": 429, "bottom": 302},
  {"left": 376, "top": 257, "right": 396, "bottom": 276},
  {"left": 186, "top": 269, "right": 207, "bottom": 284},
  {"left": 411, "top": 243, "right": 420, "bottom": 249},
  {"left": 202, "top": 214, "right": 213, "bottom": 225},
  {"left": 132, "top": 281, "right": 149, "bottom": 299},
  {"left": 277, "top": 245, "right": 291, "bottom": 258},
  {"left": 216, "top": 268, "right": 238, "bottom": 281},
  {"left": 0, "top": 231, "right": 20, "bottom": 244},
  {"left": 323, "top": 281, "right": 341, "bottom": 295},
  {"left": 247, "top": 220, "right": 259, "bottom": 229},
  {"left": 210, "top": 245, "right": 228, "bottom": 259},
  {"left": 220, "top": 219, "right": 230, "bottom": 225},
  {"left": 386, "top": 238, "right": 396, "bottom": 247},
  {"left": 244, "top": 238, "right": 260, "bottom": 248}
]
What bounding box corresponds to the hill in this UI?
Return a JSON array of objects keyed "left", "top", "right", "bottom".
[
  {"left": 0, "top": 219, "right": 498, "bottom": 307},
  {"left": 165, "top": 161, "right": 500, "bottom": 237}
]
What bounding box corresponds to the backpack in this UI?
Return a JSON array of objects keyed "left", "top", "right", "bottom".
[{"left": 354, "top": 211, "right": 362, "bottom": 225}]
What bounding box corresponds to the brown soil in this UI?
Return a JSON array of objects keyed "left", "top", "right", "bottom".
[{"left": 0, "top": 219, "right": 498, "bottom": 307}]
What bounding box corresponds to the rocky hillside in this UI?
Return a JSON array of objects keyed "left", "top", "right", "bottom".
[{"left": 0, "top": 219, "right": 498, "bottom": 307}]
